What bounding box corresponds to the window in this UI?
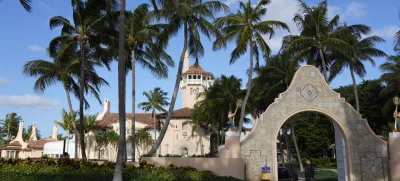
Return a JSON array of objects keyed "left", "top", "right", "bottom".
[
  {"left": 165, "top": 144, "right": 169, "bottom": 154},
  {"left": 197, "top": 75, "right": 201, "bottom": 79},
  {"left": 176, "top": 134, "right": 178, "bottom": 140},
  {"left": 203, "top": 76, "right": 206, "bottom": 80},
  {"left": 100, "top": 149, "right": 106, "bottom": 159},
  {"left": 55, "top": 154, "right": 60, "bottom": 158},
  {"left": 181, "top": 147, "right": 188, "bottom": 156},
  {"left": 188, "top": 75, "right": 192, "bottom": 79},
  {"left": 182, "top": 123, "right": 189, "bottom": 130},
  {"left": 5, "top": 151, "right": 17, "bottom": 158}
]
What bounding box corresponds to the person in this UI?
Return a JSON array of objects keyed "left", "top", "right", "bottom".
[{"left": 304, "top": 159, "right": 315, "bottom": 181}]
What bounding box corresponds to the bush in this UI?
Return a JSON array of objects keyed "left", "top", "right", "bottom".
[
  {"left": 310, "top": 157, "right": 337, "bottom": 168},
  {"left": 0, "top": 157, "right": 241, "bottom": 181}
]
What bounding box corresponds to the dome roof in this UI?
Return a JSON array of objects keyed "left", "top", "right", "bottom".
[{"left": 182, "top": 64, "right": 214, "bottom": 77}]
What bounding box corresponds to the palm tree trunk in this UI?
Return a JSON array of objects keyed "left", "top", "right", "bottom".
[
  {"left": 66, "top": 131, "right": 70, "bottom": 153},
  {"left": 64, "top": 86, "right": 78, "bottom": 158},
  {"left": 211, "top": 125, "right": 219, "bottom": 152},
  {"left": 131, "top": 50, "right": 136, "bottom": 162},
  {"left": 113, "top": 0, "right": 126, "bottom": 180},
  {"left": 291, "top": 122, "right": 304, "bottom": 172},
  {"left": 79, "top": 42, "right": 87, "bottom": 159},
  {"left": 318, "top": 48, "right": 328, "bottom": 81},
  {"left": 153, "top": 110, "right": 156, "bottom": 150},
  {"left": 147, "top": 21, "right": 188, "bottom": 156},
  {"left": 350, "top": 66, "right": 360, "bottom": 112},
  {"left": 237, "top": 39, "right": 254, "bottom": 133},
  {"left": 279, "top": 130, "right": 284, "bottom": 163}
]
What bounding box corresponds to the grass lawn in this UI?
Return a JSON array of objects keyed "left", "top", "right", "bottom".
[{"left": 314, "top": 169, "right": 338, "bottom": 181}]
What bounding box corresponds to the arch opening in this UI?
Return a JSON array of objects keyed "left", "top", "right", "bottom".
[{"left": 275, "top": 111, "right": 348, "bottom": 181}]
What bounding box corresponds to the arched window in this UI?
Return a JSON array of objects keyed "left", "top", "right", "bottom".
[
  {"left": 181, "top": 147, "right": 188, "bottom": 156},
  {"left": 182, "top": 123, "right": 189, "bottom": 130}
]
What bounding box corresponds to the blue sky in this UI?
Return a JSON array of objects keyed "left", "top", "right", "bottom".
[{"left": 0, "top": 0, "right": 399, "bottom": 137}]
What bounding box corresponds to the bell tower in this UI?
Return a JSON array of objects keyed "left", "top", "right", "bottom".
[{"left": 179, "top": 51, "right": 214, "bottom": 108}]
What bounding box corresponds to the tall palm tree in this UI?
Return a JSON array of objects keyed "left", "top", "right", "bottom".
[
  {"left": 147, "top": 0, "right": 229, "bottom": 156},
  {"left": 49, "top": 0, "right": 115, "bottom": 159},
  {"left": 329, "top": 35, "right": 387, "bottom": 111},
  {"left": 19, "top": 0, "right": 32, "bottom": 12},
  {"left": 395, "top": 9, "right": 400, "bottom": 51},
  {"left": 125, "top": 3, "right": 174, "bottom": 161},
  {"left": 55, "top": 109, "right": 77, "bottom": 154},
  {"left": 282, "top": 0, "right": 370, "bottom": 81},
  {"left": 23, "top": 47, "right": 108, "bottom": 159},
  {"left": 0, "top": 113, "right": 22, "bottom": 140},
  {"left": 138, "top": 87, "right": 169, "bottom": 147},
  {"left": 114, "top": 0, "right": 126, "bottom": 180},
  {"left": 213, "top": 0, "right": 289, "bottom": 133},
  {"left": 380, "top": 52, "right": 400, "bottom": 114}
]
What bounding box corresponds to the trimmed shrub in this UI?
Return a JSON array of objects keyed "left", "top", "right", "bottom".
[{"left": 0, "top": 157, "right": 241, "bottom": 181}]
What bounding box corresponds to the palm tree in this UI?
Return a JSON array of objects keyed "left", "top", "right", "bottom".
[
  {"left": 125, "top": 3, "right": 174, "bottom": 161},
  {"left": 254, "top": 53, "right": 304, "bottom": 170},
  {"left": 329, "top": 35, "right": 387, "bottom": 111},
  {"left": 19, "top": 0, "right": 32, "bottom": 12},
  {"left": 147, "top": 0, "right": 229, "bottom": 156},
  {"left": 282, "top": 0, "right": 370, "bottom": 81},
  {"left": 395, "top": 9, "right": 400, "bottom": 51},
  {"left": 83, "top": 113, "right": 99, "bottom": 159},
  {"left": 192, "top": 75, "right": 243, "bottom": 147},
  {"left": 380, "top": 52, "right": 400, "bottom": 114},
  {"left": 213, "top": 0, "right": 289, "bottom": 133},
  {"left": 57, "top": 134, "right": 67, "bottom": 140},
  {"left": 23, "top": 125, "right": 42, "bottom": 140},
  {"left": 128, "top": 128, "right": 153, "bottom": 157},
  {"left": 23, "top": 47, "right": 108, "bottom": 159},
  {"left": 114, "top": 0, "right": 126, "bottom": 180},
  {"left": 55, "top": 109, "right": 77, "bottom": 154},
  {"left": 138, "top": 87, "right": 169, "bottom": 149},
  {"left": 0, "top": 113, "right": 22, "bottom": 140},
  {"left": 49, "top": 0, "right": 115, "bottom": 159}
]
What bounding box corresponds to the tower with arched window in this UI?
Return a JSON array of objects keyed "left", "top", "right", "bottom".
[{"left": 179, "top": 51, "right": 214, "bottom": 108}]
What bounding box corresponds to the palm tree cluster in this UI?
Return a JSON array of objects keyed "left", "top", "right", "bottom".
[{"left": 13, "top": 0, "right": 400, "bottom": 180}]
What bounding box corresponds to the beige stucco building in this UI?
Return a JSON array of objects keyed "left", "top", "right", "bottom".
[{"left": 1, "top": 122, "right": 58, "bottom": 159}]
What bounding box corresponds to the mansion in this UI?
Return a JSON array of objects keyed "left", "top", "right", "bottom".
[{"left": 44, "top": 51, "right": 250, "bottom": 162}]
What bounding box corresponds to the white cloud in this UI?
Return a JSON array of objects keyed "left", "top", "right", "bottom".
[
  {"left": 224, "top": 0, "right": 241, "bottom": 7},
  {"left": 328, "top": 2, "right": 366, "bottom": 20},
  {"left": 27, "top": 44, "right": 46, "bottom": 52},
  {"left": 0, "top": 94, "right": 60, "bottom": 110},
  {"left": 260, "top": 0, "right": 300, "bottom": 53},
  {"left": 371, "top": 25, "right": 400, "bottom": 38},
  {"left": 0, "top": 77, "right": 11, "bottom": 85},
  {"left": 38, "top": 2, "right": 52, "bottom": 10}
]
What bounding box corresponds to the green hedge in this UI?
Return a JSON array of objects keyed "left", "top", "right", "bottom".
[
  {"left": 0, "top": 157, "right": 241, "bottom": 181},
  {"left": 310, "top": 157, "right": 337, "bottom": 168}
]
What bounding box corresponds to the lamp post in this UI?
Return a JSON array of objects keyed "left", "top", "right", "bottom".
[{"left": 394, "top": 96, "right": 399, "bottom": 132}]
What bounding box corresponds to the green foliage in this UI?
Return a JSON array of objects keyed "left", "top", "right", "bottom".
[
  {"left": 22, "top": 125, "right": 42, "bottom": 140},
  {"left": 334, "top": 79, "right": 392, "bottom": 135},
  {"left": 0, "top": 158, "right": 240, "bottom": 181},
  {"left": 287, "top": 112, "right": 335, "bottom": 159},
  {"left": 310, "top": 158, "right": 337, "bottom": 168},
  {"left": 0, "top": 113, "right": 22, "bottom": 140}
]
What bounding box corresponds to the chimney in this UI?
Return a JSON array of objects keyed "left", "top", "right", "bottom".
[
  {"left": 104, "top": 98, "right": 110, "bottom": 113},
  {"left": 52, "top": 121, "right": 58, "bottom": 140},
  {"left": 29, "top": 122, "right": 38, "bottom": 141},
  {"left": 15, "top": 121, "right": 24, "bottom": 141},
  {"left": 183, "top": 50, "right": 190, "bottom": 72}
]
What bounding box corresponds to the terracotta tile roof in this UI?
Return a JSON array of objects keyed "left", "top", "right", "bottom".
[
  {"left": 182, "top": 64, "right": 214, "bottom": 77},
  {"left": 5, "top": 141, "right": 22, "bottom": 147},
  {"left": 156, "top": 107, "right": 192, "bottom": 119},
  {"left": 97, "top": 113, "right": 156, "bottom": 128},
  {"left": 27, "top": 138, "right": 57, "bottom": 149}
]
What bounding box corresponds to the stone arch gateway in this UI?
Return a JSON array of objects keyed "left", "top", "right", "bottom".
[{"left": 240, "top": 65, "right": 388, "bottom": 181}]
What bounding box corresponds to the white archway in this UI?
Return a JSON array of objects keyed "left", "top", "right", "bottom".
[{"left": 240, "top": 66, "right": 388, "bottom": 181}]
